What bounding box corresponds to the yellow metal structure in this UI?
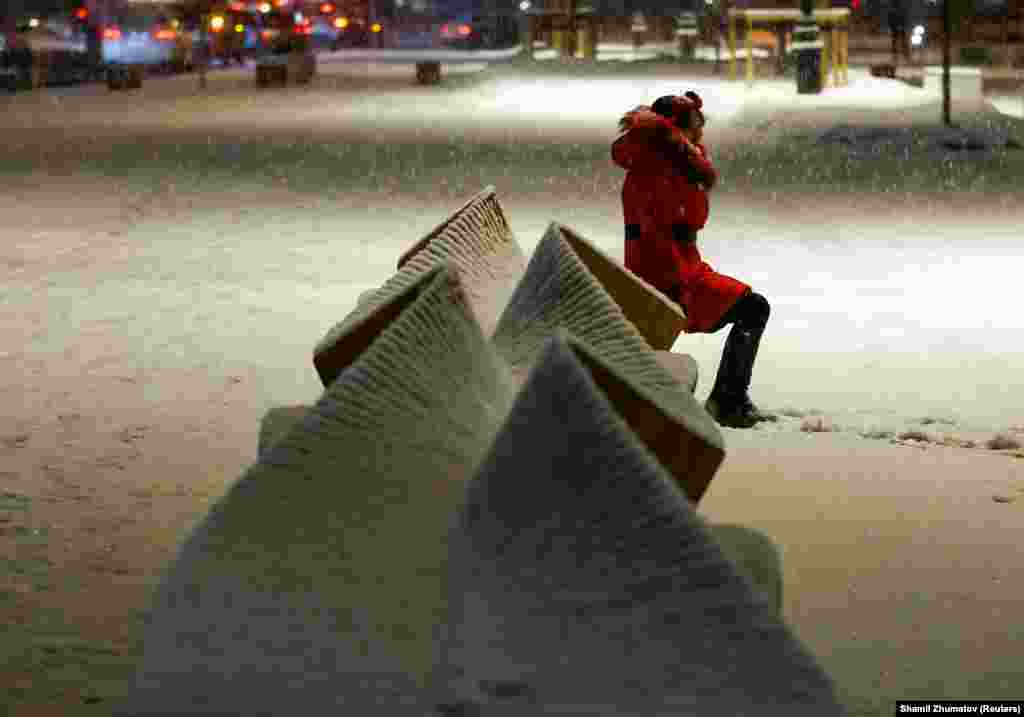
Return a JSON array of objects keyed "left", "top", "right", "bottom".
[
  {"left": 728, "top": 17, "right": 738, "bottom": 80},
  {"left": 726, "top": 8, "right": 850, "bottom": 87}
]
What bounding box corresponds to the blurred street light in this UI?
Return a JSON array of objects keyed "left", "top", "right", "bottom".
[{"left": 911, "top": 23, "right": 924, "bottom": 46}]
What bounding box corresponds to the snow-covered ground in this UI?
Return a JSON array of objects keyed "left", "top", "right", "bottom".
[{"left": 3, "top": 61, "right": 1023, "bottom": 716}]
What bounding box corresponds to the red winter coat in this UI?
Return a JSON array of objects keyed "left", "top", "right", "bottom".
[{"left": 611, "top": 107, "right": 749, "bottom": 334}]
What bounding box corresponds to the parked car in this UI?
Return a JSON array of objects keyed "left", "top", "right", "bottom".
[
  {"left": 2, "top": 20, "right": 92, "bottom": 89},
  {"left": 100, "top": 7, "right": 180, "bottom": 72},
  {"left": 436, "top": 10, "right": 519, "bottom": 51},
  {"left": 204, "top": 8, "right": 265, "bottom": 66},
  {"left": 1, "top": 32, "right": 28, "bottom": 91},
  {"left": 255, "top": 10, "right": 316, "bottom": 86}
]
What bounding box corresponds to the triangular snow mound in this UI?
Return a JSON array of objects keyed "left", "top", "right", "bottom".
[
  {"left": 257, "top": 404, "right": 311, "bottom": 460},
  {"left": 315, "top": 186, "right": 525, "bottom": 386},
  {"left": 558, "top": 223, "right": 687, "bottom": 350},
  {"left": 492, "top": 224, "right": 724, "bottom": 503},
  {"left": 118, "top": 265, "right": 516, "bottom": 716},
  {"left": 653, "top": 350, "right": 698, "bottom": 395},
  {"left": 435, "top": 333, "right": 843, "bottom": 717}
]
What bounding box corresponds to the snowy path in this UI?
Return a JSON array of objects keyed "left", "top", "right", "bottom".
[{"left": 4, "top": 185, "right": 1021, "bottom": 444}]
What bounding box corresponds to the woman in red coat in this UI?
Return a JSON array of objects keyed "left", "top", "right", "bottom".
[{"left": 611, "top": 92, "right": 775, "bottom": 429}]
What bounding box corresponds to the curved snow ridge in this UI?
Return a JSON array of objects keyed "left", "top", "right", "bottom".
[
  {"left": 748, "top": 408, "right": 1024, "bottom": 457},
  {"left": 989, "top": 95, "right": 1024, "bottom": 120}
]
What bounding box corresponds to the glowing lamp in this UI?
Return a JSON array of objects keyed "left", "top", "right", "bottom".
[
  {"left": 259, "top": 3, "right": 271, "bottom": 12},
  {"left": 457, "top": 23, "right": 471, "bottom": 36},
  {"left": 103, "top": 26, "right": 121, "bottom": 39},
  {"left": 334, "top": 16, "right": 349, "bottom": 28},
  {"left": 210, "top": 15, "right": 225, "bottom": 31},
  {"left": 371, "top": 22, "right": 382, "bottom": 32},
  {"left": 74, "top": 8, "right": 89, "bottom": 20}
]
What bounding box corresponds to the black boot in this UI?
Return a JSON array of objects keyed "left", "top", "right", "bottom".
[{"left": 705, "top": 322, "right": 776, "bottom": 429}]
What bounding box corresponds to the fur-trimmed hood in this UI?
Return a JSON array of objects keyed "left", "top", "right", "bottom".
[
  {"left": 618, "top": 92, "right": 705, "bottom": 135},
  {"left": 617, "top": 106, "right": 673, "bottom": 134}
]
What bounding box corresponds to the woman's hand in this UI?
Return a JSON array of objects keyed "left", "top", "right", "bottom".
[
  {"left": 681, "top": 138, "right": 703, "bottom": 157},
  {"left": 664, "top": 126, "right": 698, "bottom": 156}
]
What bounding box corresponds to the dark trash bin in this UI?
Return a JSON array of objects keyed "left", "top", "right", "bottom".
[{"left": 796, "top": 45, "right": 822, "bottom": 94}]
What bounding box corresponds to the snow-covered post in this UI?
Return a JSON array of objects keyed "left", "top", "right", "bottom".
[
  {"left": 675, "top": 10, "right": 699, "bottom": 61},
  {"left": 631, "top": 10, "right": 646, "bottom": 52},
  {"left": 573, "top": 1, "right": 597, "bottom": 61}
]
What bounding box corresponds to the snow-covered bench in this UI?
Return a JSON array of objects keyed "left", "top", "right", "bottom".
[
  {"left": 315, "top": 186, "right": 687, "bottom": 390},
  {"left": 115, "top": 187, "right": 844, "bottom": 717}
]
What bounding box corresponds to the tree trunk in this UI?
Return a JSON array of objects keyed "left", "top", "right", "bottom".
[
  {"left": 199, "top": 13, "right": 208, "bottom": 90},
  {"left": 942, "top": 0, "right": 951, "bottom": 126}
]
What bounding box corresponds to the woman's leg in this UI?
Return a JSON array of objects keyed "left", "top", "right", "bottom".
[{"left": 706, "top": 292, "right": 775, "bottom": 428}]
